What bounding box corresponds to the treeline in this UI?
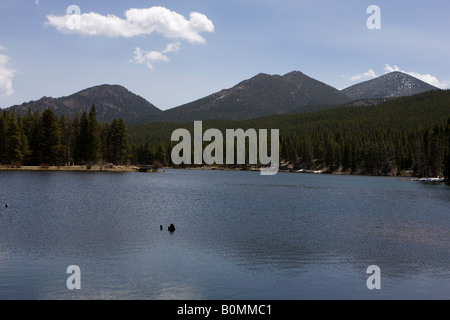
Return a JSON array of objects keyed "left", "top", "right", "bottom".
[
  {"left": 2, "top": 90, "right": 450, "bottom": 179},
  {"left": 278, "top": 116, "right": 450, "bottom": 178},
  {"left": 128, "top": 118, "right": 450, "bottom": 180},
  {"left": 128, "top": 90, "right": 450, "bottom": 180},
  {"left": 0, "top": 105, "right": 130, "bottom": 167}
]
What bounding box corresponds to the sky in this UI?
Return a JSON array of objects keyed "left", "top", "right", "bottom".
[{"left": 1, "top": 0, "right": 450, "bottom": 110}]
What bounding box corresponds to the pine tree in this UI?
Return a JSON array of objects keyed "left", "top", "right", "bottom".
[
  {"left": 59, "top": 115, "right": 72, "bottom": 165},
  {"left": 0, "top": 113, "right": 6, "bottom": 164},
  {"left": 22, "top": 110, "right": 42, "bottom": 165},
  {"left": 74, "top": 105, "right": 101, "bottom": 166},
  {"left": 142, "top": 143, "right": 154, "bottom": 165},
  {"left": 101, "top": 122, "right": 111, "bottom": 163},
  {"left": 444, "top": 117, "right": 450, "bottom": 181},
  {"left": 110, "top": 118, "right": 130, "bottom": 164},
  {"left": 155, "top": 143, "right": 168, "bottom": 165},
  {"left": 40, "top": 109, "right": 61, "bottom": 165},
  {"left": 76, "top": 112, "right": 90, "bottom": 165},
  {"left": 5, "top": 117, "right": 23, "bottom": 166},
  {"left": 71, "top": 115, "right": 80, "bottom": 165},
  {"left": 87, "top": 105, "right": 101, "bottom": 164},
  {"left": 16, "top": 115, "right": 29, "bottom": 164}
]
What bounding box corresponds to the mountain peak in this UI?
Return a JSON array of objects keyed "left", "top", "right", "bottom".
[
  {"left": 149, "top": 71, "right": 351, "bottom": 122},
  {"left": 283, "top": 70, "right": 305, "bottom": 77},
  {"left": 342, "top": 72, "right": 440, "bottom": 99},
  {"left": 74, "top": 84, "right": 130, "bottom": 95},
  {"left": 7, "top": 84, "right": 161, "bottom": 125},
  {"left": 240, "top": 72, "right": 275, "bottom": 83},
  {"left": 254, "top": 72, "right": 272, "bottom": 78}
]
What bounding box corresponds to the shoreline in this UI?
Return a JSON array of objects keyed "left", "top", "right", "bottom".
[
  {"left": 0, "top": 165, "right": 447, "bottom": 182},
  {"left": 167, "top": 166, "right": 448, "bottom": 181},
  {"left": 0, "top": 165, "right": 137, "bottom": 172}
]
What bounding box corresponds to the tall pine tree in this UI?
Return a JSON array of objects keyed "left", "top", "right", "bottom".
[
  {"left": 87, "top": 105, "right": 101, "bottom": 164},
  {"left": 110, "top": 118, "right": 130, "bottom": 164},
  {"left": 40, "top": 108, "right": 61, "bottom": 165},
  {"left": 76, "top": 112, "right": 90, "bottom": 165},
  {"left": 444, "top": 117, "right": 450, "bottom": 181},
  {"left": 0, "top": 113, "right": 6, "bottom": 164},
  {"left": 5, "top": 116, "right": 24, "bottom": 166}
]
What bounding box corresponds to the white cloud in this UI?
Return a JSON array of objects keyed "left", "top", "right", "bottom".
[
  {"left": 129, "top": 42, "right": 183, "bottom": 69},
  {"left": 341, "top": 69, "right": 378, "bottom": 86},
  {"left": 35, "top": 0, "right": 39, "bottom": 4},
  {"left": 45, "top": 6, "right": 214, "bottom": 44},
  {"left": 342, "top": 65, "right": 450, "bottom": 89},
  {"left": 0, "top": 47, "right": 17, "bottom": 99},
  {"left": 163, "top": 42, "right": 181, "bottom": 54},
  {"left": 384, "top": 64, "right": 450, "bottom": 89},
  {"left": 46, "top": 6, "right": 214, "bottom": 70},
  {"left": 349, "top": 69, "right": 378, "bottom": 82},
  {"left": 130, "top": 47, "right": 169, "bottom": 70}
]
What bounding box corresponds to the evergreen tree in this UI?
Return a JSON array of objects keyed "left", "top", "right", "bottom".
[
  {"left": 76, "top": 112, "right": 90, "bottom": 164},
  {"left": 110, "top": 118, "right": 130, "bottom": 164},
  {"left": 16, "top": 115, "right": 29, "bottom": 164},
  {"left": 5, "top": 117, "right": 23, "bottom": 165},
  {"left": 155, "top": 143, "right": 168, "bottom": 165},
  {"left": 40, "top": 109, "right": 61, "bottom": 165},
  {"left": 0, "top": 113, "right": 6, "bottom": 164},
  {"left": 59, "top": 115, "right": 72, "bottom": 165},
  {"left": 87, "top": 105, "right": 101, "bottom": 164},
  {"left": 101, "top": 122, "right": 111, "bottom": 163},
  {"left": 75, "top": 106, "right": 101, "bottom": 166},
  {"left": 71, "top": 115, "right": 80, "bottom": 165},
  {"left": 22, "top": 110, "right": 42, "bottom": 165},
  {"left": 444, "top": 118, "right": 450, "bottom": 181}
]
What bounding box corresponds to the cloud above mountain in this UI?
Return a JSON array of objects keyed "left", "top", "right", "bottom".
[
  {"left": 46, "top": 6, "right": 214, "bottom": 70},
  {"left": 0, "top": 46, "right": 17, "bottom": 99},
  {"left": 384, "top": 64, "right": 450, "bottom": 89},
  {"left": 343, "top": 65, "right": 450, "bottom": 89},
  {"left": 46, "top": 6, "right": 214, "bottom": 43},
  {"left": 130, "top": 42, "right": 181, "bottom": 69},
  {"left": 348, "top": 69, "right": 378, "bottom": 82}
]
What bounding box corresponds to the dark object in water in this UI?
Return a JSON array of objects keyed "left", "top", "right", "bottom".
[
  {"left": 160, "top": 225, "right": 163, "bottom": 231},
  {"left": 5, "top": 203, "right": 8, "bottom": 208},
  {"left": 168, "top": 224, "right": 175, "bottom": 232}
]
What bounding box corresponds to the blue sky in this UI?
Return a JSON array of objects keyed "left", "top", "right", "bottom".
[{"left": 1, "top": 0, "right": 450, "bottom": 110}]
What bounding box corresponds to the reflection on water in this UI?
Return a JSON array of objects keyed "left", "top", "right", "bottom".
[{"left": 0, "top": 170, "right": 449, "bottom": 299}]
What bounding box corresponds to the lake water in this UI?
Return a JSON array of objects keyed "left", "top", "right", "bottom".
[{"left": 0, "top": 169, "right": 449, "bottom": 300}]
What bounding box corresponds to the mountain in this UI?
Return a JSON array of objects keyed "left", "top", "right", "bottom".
[
  {"left": 341, "top": 71, "right": 440, "bottom": 100},
  {"left": 129, "top": 89, "right": 450, "bottom": 145},
  {"left": 150, "top": 71, "right": 352, "bottom": 122},
  {"left": 128, "top": 89, "right": 450, "bottom": 178},
  {"left": 5, "top": 71, "right": 442, "bottom": 126},
  {"left": 6, "top": 85, "right": 162, "bottom": 125}
]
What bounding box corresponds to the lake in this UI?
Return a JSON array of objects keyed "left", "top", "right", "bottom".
[{"left": 0, "top": 169, "right": 449, "bottom": 299}]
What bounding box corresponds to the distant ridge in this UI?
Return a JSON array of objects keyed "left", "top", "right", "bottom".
[
  {"left": 341, "top": 71, "right": 440, "bottom": 100},
  {"left": 150, "top": 71, "right": 352, "bottom": 122},
  {"left": 4, "top": 71, "right": 444, "bottom": 125},
  {"left": 6, "top": 84, "right": 162, "bottom": 125}
]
